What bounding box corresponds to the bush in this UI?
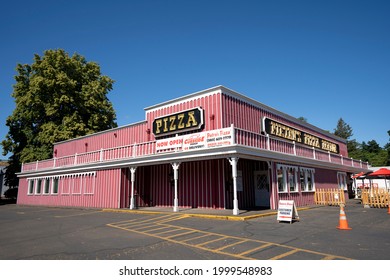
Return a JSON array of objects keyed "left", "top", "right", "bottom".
[{"left": 4, "top": 188, "right": 18, "bottom": 199}]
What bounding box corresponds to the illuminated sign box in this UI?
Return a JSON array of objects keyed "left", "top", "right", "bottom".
[
  {"left": 152, "top": 107, "right": 204, "bottom": 137},
  {"left": 263, "top": 118, "right": 340, "bottom": 154}
]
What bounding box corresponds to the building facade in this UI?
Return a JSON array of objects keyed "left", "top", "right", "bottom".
[{"left": 17, "top": 86, "right": 370, "bottom": 214}]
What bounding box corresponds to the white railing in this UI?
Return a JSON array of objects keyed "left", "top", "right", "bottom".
[{"left": 22, "top": 126, "right": 369, "bottom": 172}]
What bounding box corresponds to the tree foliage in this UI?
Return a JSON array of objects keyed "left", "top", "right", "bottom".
[
  {"left": 333, "top": 118, "right": 389, "bottom": 167},
  {"left": 334, "top": 118, "right": 353, "bottom": 140},
  {"left": 2, "top": 49, "right": 117, "bottom": 186}
]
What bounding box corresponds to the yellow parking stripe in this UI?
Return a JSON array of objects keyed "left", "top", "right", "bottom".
[
  {"left": 270, "top": 249, "right": 300, "bottom": 260},
  {"left": 197, "top": 236, "right": 228, "bottom": 247},
  {"left": 107, "top": 214, "right": 352, "bottom": 260},
  {"left": 215, "top": 239, "right": 247, "bottom": 251},
  {"left": 238, "top": 243, "right": 273, "bottom": 256}
]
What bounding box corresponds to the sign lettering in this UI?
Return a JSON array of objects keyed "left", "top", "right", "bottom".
[
  {"left": 263, "top": 118, "right": 339, "bottom": 154},
  {"left": 153, "top": 108, "right": 204, "bottom": 136}
]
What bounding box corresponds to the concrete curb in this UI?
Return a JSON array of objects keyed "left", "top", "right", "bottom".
[{"left": 102, "top": 206, "right": 314, "bottom": 221}]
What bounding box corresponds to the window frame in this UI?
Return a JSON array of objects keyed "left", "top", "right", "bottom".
[
  {"left": 28, "top": 180, "right": 35, "bottom": 195},
  {"left": 43, "top": 178, "right": 50, "bottom": 195},
  {"left": 52, "top": 177, "right": 59, "bottom": 195},
  {"left": 300, "top": 167, "right": 315, "bottom": 192},
  {"left": 35, "top": 179, "right": 42, "bottom": 195},
  {"left": 337, "top": 172, "right": 347, "bottom": 190}
]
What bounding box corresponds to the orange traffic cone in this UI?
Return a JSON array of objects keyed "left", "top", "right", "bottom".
[{"left": 337, "top": 204, "right": 352, "bottom": 230}]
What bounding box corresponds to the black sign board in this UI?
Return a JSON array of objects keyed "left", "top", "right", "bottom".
[
  {"left": 263, "top": 118, "right": 340, "bottom": 154},
  {"left": 152, "top": 107, "right": 204, "bottom": 136}
]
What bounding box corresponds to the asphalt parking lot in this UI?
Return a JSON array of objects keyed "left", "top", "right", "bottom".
[{"left": 0, "top": 200, "right": 389, "bottom": 260}]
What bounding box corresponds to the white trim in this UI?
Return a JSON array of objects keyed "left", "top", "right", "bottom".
[
  {"left": 145, "top": 87, "right": 222, "bottom": 112},
  {"left": 27, "top": 172, "right": 96, "bottom": 181}
]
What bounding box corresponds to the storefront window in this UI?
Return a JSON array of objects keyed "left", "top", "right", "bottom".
[
  {"left": 307, "top": 172, "right": 313, "bottom": 191},
  {"left": 300, "top": 168, "right": 315, "bottom": 192},
  {"left": 52, "top": 178, "right": 59, "bottom": 194},
  {"left": 288, "top": 168, "right": 297, "bottom": 192},
  {"left": 337, "top": 172, "right": 347, "bottom": 190},
  {"left": 44, "top": 178, "right": 50, "bottom": 194},
  {"left": 300, "top": 170, "right": 305, "bottom": 191},
  {"left": 28, "top": 180, "right": 34, "bottom": 194},
  {"left": 36, "top": 179, "right": 42, "bottom": 194},
  {"left": 277, "top": 167, "right": 286, "bottom": 192}
]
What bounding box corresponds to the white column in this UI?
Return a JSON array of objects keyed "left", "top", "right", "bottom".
[
  {"left": 229, "top": 157, "right": 239, "bottom": 215},
  {"left": 129, "top": 167, "right": 137, "bottom": 209},
  {"left": 171, "top": 162, "right": 181, "bottom": 212}
]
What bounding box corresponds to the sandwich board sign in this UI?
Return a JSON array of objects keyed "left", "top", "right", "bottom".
[{"left": 277, "top": 200, "right": 299, "bottom": 223}]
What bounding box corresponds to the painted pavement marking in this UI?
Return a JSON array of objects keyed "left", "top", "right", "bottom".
[{"left": 107, "top": 213, "right": 351, "bottom": 260}]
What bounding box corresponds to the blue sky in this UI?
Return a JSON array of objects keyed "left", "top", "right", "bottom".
[{"left": 1, "top": 0, "right": 389, "bottom": 160}]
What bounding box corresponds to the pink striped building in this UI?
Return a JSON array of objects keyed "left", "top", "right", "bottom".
[{"left": 17, "top": 86, "right": 370, "bottom": 214}]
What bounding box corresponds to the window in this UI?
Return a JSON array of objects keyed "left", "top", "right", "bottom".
[
  {"left": 277, "top": 164, "right": 299, "bottom": 193},
  {"left": 36, "top": 179, "right": 42, "bottom": 194},
  {"left": 52, "top": 178, "right": 59, "bottom": 194},
  {"left": 84, "top": 174, "right": 96, "bottom": 195},
  {"left": 28, "top": 180, "right": 34, "bottom": 194},
  {"left": 277, "top": 167, "right": 286, "bottom": 192},
  {"left": 73, "top": 176, "right": 82, "bottom": 194},
  {"left": 288, "top": 168, "right": 298, "bottom": 192},
  {"left": 337, "top": 172, "right": 347, "bottom": 190},
  {"left": 300, "top": 168, "right": 315, "bottom": 192},
  {"left": 44, "top": 178, "right": 50, "bottom": 194},
  {"left": 300, "top": 170, "right": 305, "bottom": 191}
]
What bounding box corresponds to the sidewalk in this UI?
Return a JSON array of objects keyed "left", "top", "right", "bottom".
[
  {"left": 103, "top": 205, "right": 315, "bottom": 221},
  {"left": 103, "top": 198, "right": 364, "bottom": 221}
]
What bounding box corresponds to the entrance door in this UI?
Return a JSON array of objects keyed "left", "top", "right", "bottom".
[{"left": 254, "top": 171, "right": 270, "bottom": 208}]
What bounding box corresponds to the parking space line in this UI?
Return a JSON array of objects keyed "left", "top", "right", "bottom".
[
  {"left": 154, "top": 228, "right": 185, "bottom": 236},
  {"left": 216, "top": 239, "right": 247, "bottom": 251},
  {"left": 270, "top": 249, "right": 300, "bottom": 260},
  {"left": 180, "top": 233, "right": 214, "bottom": 243},
  {"left": 321, "top": 255, "right": 337, "bottom": 260},
  {"left": 197, "top": 236, "right": 228, "bottom": 247},
  {"left": 142, "top": 226, "right": 172, "bottom": 233},
  {"left": 54, "top": 210, "right": 103, "bottom": 218},
  {"left": 166, "top": 230, "right": 198, "bottom": 239},
  {"left": 238, "top": 242, "right": 273, "bottom": 256},
  {"left": 107, "top": 213, "right": 352, "bottom": 260}
]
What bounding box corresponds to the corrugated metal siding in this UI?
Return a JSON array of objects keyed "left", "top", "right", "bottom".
[
  {"left": 221, "top": 94, "right": 348, "bottom": 156},
  {"left": 271, "top": 163, "right": 344, "bottom": 209},
  {"left": 54, "top": 122, "right": 149, "bottom": 157},
  {"left": 119, "top": 159, "right": 226, "bottom": 209},
  {"left": 146, "top": 92, "right": 223, "bottom": 141},
  {"left": 224, "top": 160, "right": 270, "bottom": 210},
  {"left": 16, "top": 169, "right": 120, "bottom": 208}
]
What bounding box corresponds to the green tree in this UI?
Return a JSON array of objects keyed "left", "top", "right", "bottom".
[
  {"left": 334, "top": 118, "right": 353, "bottom": 140},
  {"left": 333, "top": 117, "right": 356, "bottom": 154},
  {"left": 385, "top": 130, "right": 390, "bottom": 166},
  {"left": 297, "top": 117, "right": 308, "bottom": 123},
  {"left": 2, "top": 49, "right": 117, "bottom": 186}
]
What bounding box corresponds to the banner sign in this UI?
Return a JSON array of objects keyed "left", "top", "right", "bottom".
[
  {"left": 277, "top": 200, "right": 299, "bottom": 223},
  {"left": 206, "top": 128, "right": 233, "bottom": 148},
  {"left": 156, "top": 137, "right": 183, "bottom": 151},
  {"left": 156, "top": 127, "right": 234, "bottom": 152},
  {"left": 153, "top": 107, "right": 204, "bottom": 137},
  {"left": 183, "top": 133, "right": 206, "bottom": 151},
  {"left": 263, "top": 118, "right": 340, "bottom": 154}
]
